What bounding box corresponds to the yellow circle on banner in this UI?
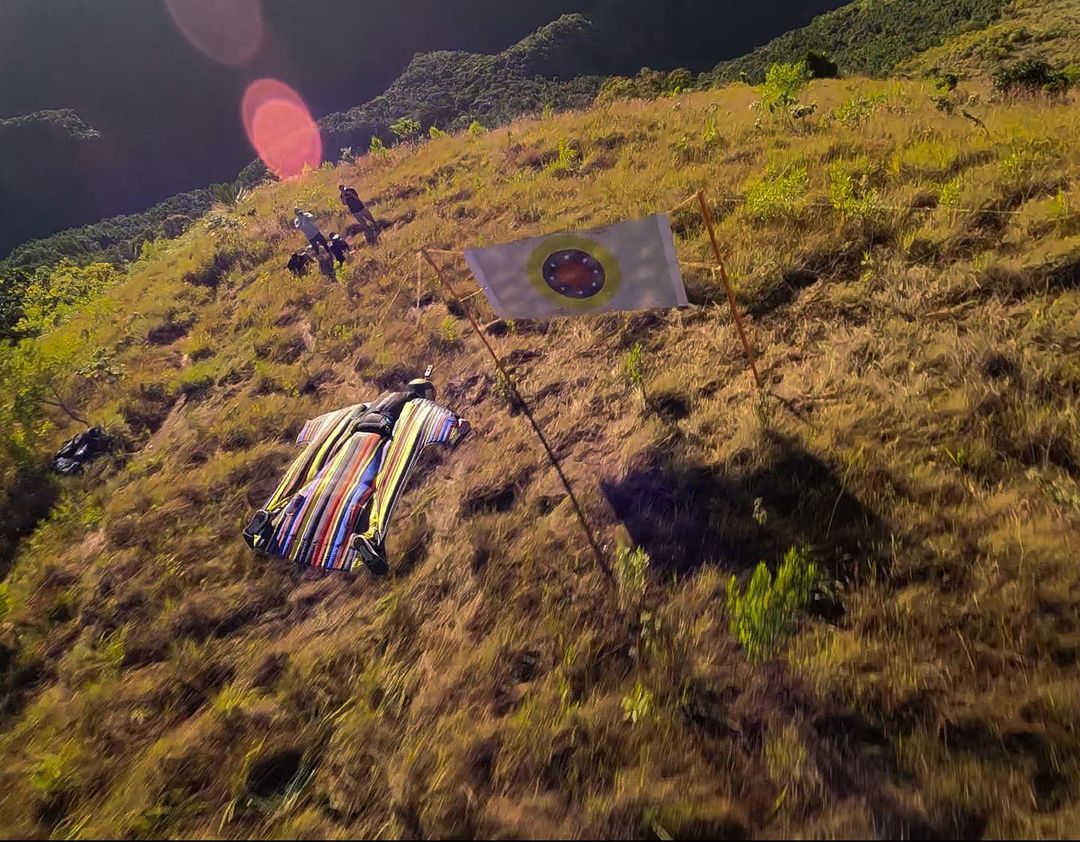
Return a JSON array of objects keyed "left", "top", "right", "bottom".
[{"left": 526, "top": 234, "right": 622, "bottom": 311}]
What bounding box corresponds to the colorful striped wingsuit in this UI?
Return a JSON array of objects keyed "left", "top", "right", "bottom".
[{"left": 252, "top": 398, "right": 463, "bottom": 572}]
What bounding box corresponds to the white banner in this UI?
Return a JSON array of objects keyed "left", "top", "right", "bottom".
[{"left": 464, "top": 214, "right": 687, "bottom": 319}]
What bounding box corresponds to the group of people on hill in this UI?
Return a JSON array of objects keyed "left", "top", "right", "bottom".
[{"left": 287, "top": 184, "right": 381, "bottom": 277}]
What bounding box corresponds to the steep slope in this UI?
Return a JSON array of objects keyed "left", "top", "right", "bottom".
[
  {"left": 319, "top": 15, "right": 607, "bottom": 150},
  {"left": 710, "top": 0, "right": 1015, "bottom": 82},
  {"left": 903, "top": 0, "right": 1080, "bottom": 78},
  {"left": 2, "top": 78, "right": 1080, "bottom": 838}
]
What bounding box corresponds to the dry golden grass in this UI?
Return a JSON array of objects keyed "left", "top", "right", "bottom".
[{"left": 1, "top": 76, "right": 1080, "bottom": 838}]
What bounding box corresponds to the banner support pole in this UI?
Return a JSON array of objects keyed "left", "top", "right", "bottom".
[
  {"left": 418, "top": 249, "right": 612, "bottom": 582},
  {"left": 697, "top": 190, "right": 764, "bottom": 390}
]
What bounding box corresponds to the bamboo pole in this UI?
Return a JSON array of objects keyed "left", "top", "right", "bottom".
[
  {"left": 419, "top": 248, "right": 612, "bottom": 582},
  {"left": 697, "top": 189, "right": 763, "bottom": 389}
]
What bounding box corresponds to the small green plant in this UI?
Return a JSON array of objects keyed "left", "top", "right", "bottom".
[
  {"left": 621, "top": 678, "right": 655, "bottom": 725},
  {"left": 468, "top": 120, "right": 486, "bottom": 137},
  {"left": 726, "top": 546, "right": 819, "bottom": 662},
  {"left": 339, "top": 146, "right": 356, "bottom": 164},
  {"left": 673, "top": 134, "right": 697, "bottom": 165},
  {"left": 428, "top": 125, "right": 447, "bottom": 140},
  {"left": 761, "top": 61, "right": 812, "bottom": 113},
  {"left": 615, "top": 545, "right": 650, "bottom": 611},
  {"left": 701, "top": 118, "right": 723, "bottom": 151},
  {"left": 31, "top": 751, "right": 72, "bottom": 801},
  {"left": 494, "top": 370, "right": 513, "bottom": 406},
  {"left": 390, "top": 116, "right": 422, "bottom": 143},
  {"left": 0, "top": 582, "right": 10, "bottom": 620},
  {"left": 939, "top": 175, "right": 964, "bottom": 210},
  {"left": 943, "top": 446, "right": 968, "bottom": 470},
  {"left": 438, "top": 315, "right": 459, "bottom": 345},
  {"left": 624, "top": 342, "right": 646, "bottom": 400},
  {"left": 369, "top": 135, "right": 388, "bottom": 156},
  {"left": 744, "top": 164, "right": 809, "bottom": 222},
  {"left": 546, "top": 136, "right": 581, "bottom": 177},
  {"left": 828, "top": 160, "right": 880, "bottom": 221},
  {"left": 1048, "top": 188, "right": 1075, "bottom": 231},
  {"left": 834, "top": 92, "right": 887, "bottom": 127},
  {"left": 541, "top": 102, "right": 556, "bottom": 121}
]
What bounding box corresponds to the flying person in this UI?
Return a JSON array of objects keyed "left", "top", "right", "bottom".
[
  {"left": 293, "top": 207, "right": 332, "bottom": 258},
  {"left": 243, "top": 373, "right": 470, "bottom": 574}
]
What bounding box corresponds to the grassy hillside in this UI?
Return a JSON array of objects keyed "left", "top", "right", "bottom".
[
  {"left": 710, "top": 0, "right": 1015, "bottom": 82},
  {"left": 320, "top": 15, "right": 606, "bottom": 151},
  {"left": 904, "top": 0, "right": 1080, "bottom": 78},
  {"left": 2, "top": 75, "right": 1080, "bottom": 840}
]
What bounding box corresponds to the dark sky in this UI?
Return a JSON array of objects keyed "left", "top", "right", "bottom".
[
  {"left": 0, "top": 0, "right": 586, "bottom": 207},
  {"left": 0, "top": 1, "right": 846, "bottom": 254}
]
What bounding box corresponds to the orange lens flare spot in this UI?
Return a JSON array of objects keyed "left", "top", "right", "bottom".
[
  {"left": 242, "top": 79, "right": 322, "bottom": 180},
  {"left": 166, "top": 0, "right": 262, "bottom": 66}
]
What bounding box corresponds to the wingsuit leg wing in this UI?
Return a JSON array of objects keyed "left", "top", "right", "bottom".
[{"left": 349, "top": 398, "right": 467, "bottom": 571}]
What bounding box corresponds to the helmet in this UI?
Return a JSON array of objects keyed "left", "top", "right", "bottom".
[
  {"left": 407, "top": 378, "right": 436, "bottom": 400},
  {"left": 294, "top": 207, "right": 302, "bottom": 214},
  {"left": 338, "top": 184, "right": 345, "bottom": 190}
]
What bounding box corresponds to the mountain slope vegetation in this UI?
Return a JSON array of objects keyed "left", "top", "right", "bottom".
[
  {"left": 1, "top": 66, "right": 1080, "bottom": 838},
  {"left": 710, "top": 0, "right": 1016, "bottom": 82}
]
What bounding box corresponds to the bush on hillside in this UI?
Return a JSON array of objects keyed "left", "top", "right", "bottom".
[
  {"left": 993, "top": 57, "right": 1071, "bottom": 95},
  {"left": 712, "top": 0, "right": 1012, "bottom": 83},
  {"left": 761, "top": 61, "right": 813, "bottom": 114}
]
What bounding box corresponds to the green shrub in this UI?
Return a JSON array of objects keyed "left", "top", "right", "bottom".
[
  {"left": 546, "top": 137, "right": 581, "bottom": 177},
  {"left": 390, "top": 117, "right": 422, "bottom": 143},
  {"left": 743, "top": 164, "right": 809, "bottom": 222},
  {"left": 369, "top": 136, "right": 388, "bottom": 157},
  {"left": 726, "top": 546, "right": 819, "bottom": 662},
  {"left": 663, "top": 68, "right": 693, "bottom": 97},
  {"left": 428, "top": 126, "right": 447, "bottom": 140},
  {"left": 15, "top": 261, "right": 122, "bottom": 336},
  {"left": 993, "top": 58, "right": 1070, "bottom": 95},
  {"left": 834, "top": 92, "right": 887, "bottom": 127},
  {"left": 31, "top": 750, "right": 73, "bottom": 802},
  {"left": 438, "top": 315, "right": 459, "bottom": 345},
  {"left": 828, "top": 160, "right": 880, "bottom": 220},
  {"left": 468, "top": 121, "right": 487, "bottom": 137},
  {"left": 339, "top": 146, "right": 356, "bottom": 163},
  {"left": 761, "top": 61, "right": 812, "bottom": 113}
]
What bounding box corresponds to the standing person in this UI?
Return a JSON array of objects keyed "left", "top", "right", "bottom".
[
  {"left": 328, "top": 233, "right": 350, "bottom": 265},
  {"left": 293, "top": 207, "right": 331, "bottom": 258},
  {"left": 339, "top": 184, "right": 379, "bottom": 243}
]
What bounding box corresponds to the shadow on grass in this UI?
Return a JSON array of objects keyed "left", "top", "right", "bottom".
[{"left": 601, "top": 432, "right": 890, "bottom": 584}]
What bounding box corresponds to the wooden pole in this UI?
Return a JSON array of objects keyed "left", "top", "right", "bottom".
[
  {"left": 418, "top": 249, "right": 612, "bottom": 582},
  {"left": 697, "top": 190, "right": 763, "bottom": 389}
]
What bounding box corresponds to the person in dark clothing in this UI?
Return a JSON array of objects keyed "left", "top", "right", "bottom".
[
  {"left": 286, "top": 250, "right": 312, "bottom": 277},
  {"left": 339, "top": 184, "right": 379, "bottom": 243},
  {"left": 328, "top": 233, "right": 350, "bottom": 265}
]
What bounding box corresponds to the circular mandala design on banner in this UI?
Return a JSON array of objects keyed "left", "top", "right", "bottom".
[{"left": 527, "top": 235, "right": 621, "bottom": 310}]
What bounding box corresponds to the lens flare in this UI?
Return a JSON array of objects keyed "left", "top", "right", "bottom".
[
  {"left": 242, "top": 79, "right": 322, "bottom": 179},
  {"left": 166, "top": 0, "right": 262, "bottom": 66}
]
